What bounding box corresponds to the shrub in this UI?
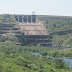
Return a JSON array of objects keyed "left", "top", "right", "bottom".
[{"left": 55, "top": 59, "right": 69, "bottom": 69}]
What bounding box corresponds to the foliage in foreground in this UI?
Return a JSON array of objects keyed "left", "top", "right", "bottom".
[{"left": 0, "top": 44, "right": 72, "bottom": 72}]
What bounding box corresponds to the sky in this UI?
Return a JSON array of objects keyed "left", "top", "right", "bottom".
[{"left": 0, "top": 0, "right": 72, "bottom": 16}]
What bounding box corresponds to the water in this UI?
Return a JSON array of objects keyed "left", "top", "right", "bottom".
[
  {"left": 31, "top": 52, "right": 72, "bottom": 68},
  {"left": 31, "top": 53, "right": 41, "bottom": 56},
  {"left": 60, "top": 57, "right": 72, "bottom": 68}
]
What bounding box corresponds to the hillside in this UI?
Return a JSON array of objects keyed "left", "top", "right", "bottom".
[
  {"left": 0, "top": 14, "right": 72, "bottom": 47},
  {"left": 0, "top": 14, "right": 21, "bottom": 45},
  {"left": 38, "top": 15, "right": 72, "bottom": 47},
  {"left": 0, "top": 14, "right": 16, "bottom": 24},
  {"left": 0, "top": 15, "right": 72, "bottom": 72}
]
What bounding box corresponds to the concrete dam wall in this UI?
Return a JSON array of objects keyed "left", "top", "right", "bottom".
[
  {"left": 0, "top": 14, "right": 52, "bottom": 46},
  {"left": 14, "top": 14, "right": 52, "bottom": 46},
  {"left": 14, "top": 15, "right": 49, "bottom": 35}
]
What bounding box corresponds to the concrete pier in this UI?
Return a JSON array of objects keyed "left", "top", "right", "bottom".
[{"left": 15, "top": 15, "right": 36, "bottom": 23}]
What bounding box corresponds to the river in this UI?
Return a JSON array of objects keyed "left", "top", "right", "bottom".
[{"left": 31, "top": 52, "right": 72, "bottom": 68}]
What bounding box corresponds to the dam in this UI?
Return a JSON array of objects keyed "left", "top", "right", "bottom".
[
  {"left": 0, "top": 12, "right": 52, "bottom": 46},
  {"left": 14, "top": 12, "right": 49, "bottom": 35}
]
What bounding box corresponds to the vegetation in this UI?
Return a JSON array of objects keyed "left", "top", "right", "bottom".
[
  {"left": 52, "top": 34, "right": 72, "bottom": 47},
  {"left": 0, "top": 14, "right": 72, "bottom": 72},
  {"left": 0, "top": 35, "right": 19, "bottom": 45},
  {"left": 45, "top": 19, "right": 72, "bottom": 32},
  {"left": 0, "top": 44, "right": 72, "bottom": 72},
  {"left": 0, "top": 14, "right": 72, "bottom": 47},
  {"left": 0, "top": 14, "right": 16, "bottom": 24},
  {"left": 38, "top": 15, "right": 72, "bottom": 47}
]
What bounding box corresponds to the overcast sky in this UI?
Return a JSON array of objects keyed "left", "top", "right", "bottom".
[{"left": 0, "top": 0, "right": 72, "bottom": 16}]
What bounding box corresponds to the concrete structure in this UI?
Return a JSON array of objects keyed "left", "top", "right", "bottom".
[
  {"left": 14, "top": 13, "right": 52, "bottom": 46},
  {"left": 19, "top": 22, "right": 49, "bottom": 35},
  {"left": 0, "top": 13, "right": 52, "bottom": 46},
  {"left": 14, "top": 14, "right": 49, "bottom": 35},
  {"left": 14, "top": 12, "right": 48, "bottom": 36},
  {"left": 15, "top": 15, "right": 36, "bottom": 23}
]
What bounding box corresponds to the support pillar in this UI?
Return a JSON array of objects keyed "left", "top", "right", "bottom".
[
  {"left": 22, "top": 16, "right": 24, "bottom": 23},
  {"left": 18, "top": 16, "right": 19, "bottom": 22},
  {"left": 31, "top": 16, "right": 32, "bottom": 23},
  {"left": 14, "top": 16, "right": 16, "bottom": 21},
  {"left": 36, "top": 16, "right": 38, "bottom": 23},
  {"left": 18, "top": 16, "right": 19, "bottom": 25},
  {"left": 27, "top": 16, "right": 28, "bottom": 23}
]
